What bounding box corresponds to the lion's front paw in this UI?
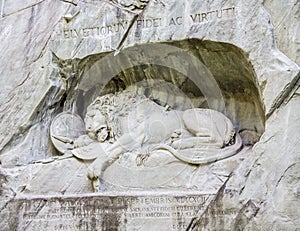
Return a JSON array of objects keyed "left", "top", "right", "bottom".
[
  {"left": 87, "top": 156, "right": 109, "bottom": 180},
  {"left": 87, "top": 163, "right": 102, "bottom": 180}
]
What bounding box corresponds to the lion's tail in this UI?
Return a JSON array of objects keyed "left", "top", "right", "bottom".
[{"left": 153, "top": 133, "right": 243, "bottom": 165}]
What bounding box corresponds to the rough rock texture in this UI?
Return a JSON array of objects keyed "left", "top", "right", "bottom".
[
  {"left": 188, "top": 86, "right": 300, "bottom": 230},
  {"left": 0, "top": 0, "right": 299, "bottom": 230},
  {"left": 263, "top": 0, "right": 300, "bottom": 65}
]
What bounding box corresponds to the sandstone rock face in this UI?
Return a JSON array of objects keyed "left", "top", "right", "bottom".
[{"left": 0, "top": 0, "right": 299, "bottom": 230}]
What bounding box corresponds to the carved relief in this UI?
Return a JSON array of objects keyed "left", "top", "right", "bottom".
[
  {"left": 50, "top": 87, "right": 242, "bottom": 191},
  {"left": 50, "top": 112, "right": 86, "bottom": 154}
]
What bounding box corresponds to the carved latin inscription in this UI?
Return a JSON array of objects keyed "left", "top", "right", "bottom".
[
  {"left": 57, "top": 6, "right": 236, "bottom": 40},
  {"left": 13, "top": 194, "right": 224, "bottom": 231}
]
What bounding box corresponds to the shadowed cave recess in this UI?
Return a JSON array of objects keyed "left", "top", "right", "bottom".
[{"left": 54, "top": 39, "right": 265, "bottom": 148}]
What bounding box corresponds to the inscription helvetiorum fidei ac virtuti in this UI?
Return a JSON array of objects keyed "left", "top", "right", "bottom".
[{"left": 0, "top": 0, "right": 299, "bottom": 230}]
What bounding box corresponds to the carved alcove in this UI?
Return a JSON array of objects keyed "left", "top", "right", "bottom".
[
  {"left": 51, "top": 38, "right": 265, "bottom": 192},
  {"left": 47, "top": 39, "right": 265, "bottom": 190},
  {"left": 69, "top": 39, "right": 265, "bottom": 141}
]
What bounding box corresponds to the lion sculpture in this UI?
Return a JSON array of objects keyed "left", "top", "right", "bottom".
[{"left": 71, "top": 89, "right": 242, "bottom": 190}]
